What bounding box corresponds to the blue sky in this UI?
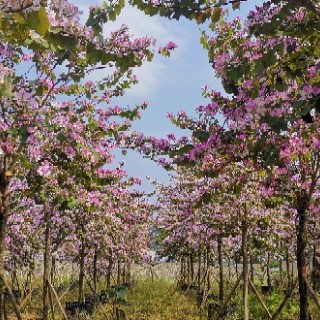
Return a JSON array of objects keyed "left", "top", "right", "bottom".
[{"left": 79, "top": 0, "right": 262, "bottom": 194}]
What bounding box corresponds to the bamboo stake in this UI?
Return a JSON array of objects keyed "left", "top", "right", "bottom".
[
  {"left": 47, "top": 281, "right": 68, "bottom": 320},
  {"left": 0, "top": 273, "right": 23, "bottom": 320},
  {"left": 271, "top": 278, "right": 298, "bottom": 320},
  {"left": 248, "top": 278, "right": 272, "bottom": 319},
  {"left": 306, "top": 279, "right": 320, "bottom": 312},
  {"left": 84, "top": 273, "right": 110, "bottom": 319},
  {"left": 84, "top": 273, "right": 95, "bottom": 293},
  {"left": 48, "top": 285, "right": 56, "bottom": 320},
  {"left": 215, "top": 272, "right": 243, "bottom": 320}
]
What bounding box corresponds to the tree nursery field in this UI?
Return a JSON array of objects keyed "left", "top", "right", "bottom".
[
  {"left": 1, "top": 0, "right": 320, "bottom": 320},
  {"left": 1, "top": 262, "right": 320, "bottom": 319}
]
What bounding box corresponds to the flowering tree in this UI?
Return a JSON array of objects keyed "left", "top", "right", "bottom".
[
  {"left": 0, "top": 0, "right": 166, "bottom": 318},
  {"left": 127, "top": 1, "right": 320, "bottom": 319},
  {"left": 154, "top": 155, "right": 295, "bottom": 316}
]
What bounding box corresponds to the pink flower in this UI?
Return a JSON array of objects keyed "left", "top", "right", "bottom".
[
  {"left": 65, "top": 146, "right": 76, "bottom": 159},
  {"left": 37, "top": 160, "right": 53, "bottom": 177},
  {"left": 158, "top": 41, "right": 178, "bottom": 56}
]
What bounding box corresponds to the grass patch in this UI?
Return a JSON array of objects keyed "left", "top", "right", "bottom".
[{"left": 123, "top": 279, "right": 201, "bottom": 320}]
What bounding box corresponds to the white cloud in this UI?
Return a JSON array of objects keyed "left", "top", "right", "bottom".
[{"left": 77, "top": 1, "right": 190, "bottom": 98}]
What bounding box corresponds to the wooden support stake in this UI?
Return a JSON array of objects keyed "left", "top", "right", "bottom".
[
  {"left": 271, "top": 278, "right": 298, "bottom": 320},
  {"left": 48, "top": 283, "right": 56, "bottom": 320},
  {"left": 47, "top": 281, "right": 68, "bottom": 320},
  {"left": 80, "top": 273, "right": 110, "bottom": 319},
  {"left": 248, "top": 278, "right": 272, "bottom": 319},
  {"left": 84, "top": 273, "right": 95, "bottom": 294},
  {"left": 215, "top": 272, "right": 243, "bottom": 320},
  {"left": 306, "top": 279, "right": 320, "bottom": 312},
  {"left": 0, "top": 273, "right": 23, "bottom": 320},
  {"left": 19, "top": 290, "right": 33, "bottom": 310},
  {"left": 58, "top": 285, "right": 71, "bottom": 302}
]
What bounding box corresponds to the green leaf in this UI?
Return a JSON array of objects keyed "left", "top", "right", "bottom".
[
  {"left": 315, "top": 99, "right": 320, "bottom": 113},
  {"left": 1, "top": 78, "right": 12, "bottom": 98},
  {"left": 211, "top": 7, "right": 222, "bottom": 23},
  {"left": 228, "top": 66, "right": 244, "bottom": 82},
  {"left": 232, "top": 2, "right": 240, "bottom": 10},
  {"left": 193, "top": 131, "right": 209, "bottom": 142},
  {"left": 12, "top": 13, "right": 25, "bottom": 24},
  {"left": 26, "top": 7, "right": 50, "bottom": 36},
  {"left": 46, "top": 33, "right": 77, "bottom": 51},
  {"left": 66, "top": 197, "right": 77, "bottom": 209},
  {"left": 268, "top": 118, "right": 288, "bottom": 133},
  {"left": 56, "top": 132, "right": 66, "bottom": 143},
  {"left": 261, "top": 52, "right": 277, "bottom": 68},
  {"left": 292, "top": 100, "right": 304, "bottom": 109},
  {"left": 109, "top": 11, "right": 117, "bottom": 21},
  {"left": 300, "top": 107, "right": 311, "bottom": 116},
  {"left": 117, "top": 289, "right": 126, "bottom": 301},
  {"left": 253, "top": 61, "right": 264, "bottom": 74},
  {"left": 274, "top": 82, "right": 288, "bottom": 92}
]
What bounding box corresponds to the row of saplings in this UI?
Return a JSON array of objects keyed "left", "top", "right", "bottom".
[
  {"left": 0, "top": 260, "right": 133, "bottom": 320},
  {"left": 1, "top": 252, "right": 320, "bottom": 320},
  {"left": 176, "top": 250, "right": 320, "bottom": 320}
]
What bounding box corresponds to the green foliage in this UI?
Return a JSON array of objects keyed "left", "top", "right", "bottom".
[
  {"left": 245, "top": 292, "right": 300, "bottom": 320},
  {"left": 130, "top": 0, "right": 244, "bottom": 23},
  {"left": 86, "top": 0, "right": 125, "bottom": 35},
  {"left": 25, "top": 7, "right": 50, "bottom": 36},
  {"left": 108, "top": 284, "right": 130, "bottom": 305}
]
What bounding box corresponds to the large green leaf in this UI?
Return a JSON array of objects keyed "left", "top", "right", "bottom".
[{"left": 26, "top": 7, "right": 49, "bottom": 36}]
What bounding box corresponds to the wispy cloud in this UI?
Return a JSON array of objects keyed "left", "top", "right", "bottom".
[{"left": 77, "top": 1, "right": 190, "bottom": 98}]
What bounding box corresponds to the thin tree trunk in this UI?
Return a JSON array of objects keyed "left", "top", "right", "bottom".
[
  {"left": 242, "top": 219, "right": 249, "bottom": 320},
  {"left": 51, "top": 257, "right": 56, "bottom": 285},
  {"left": 206, "top": 247, "right": 211, "bottom": 292},
  {"left": 187, "top": 255, "right": 191, "bottom": 286},
  {"left": 279, "top": 241, "right": 283, "bottom": 287},
  {"left": 0, "top": 156, "right": 9, "bottom": 272},
  {"left": 43, "top": 206, "right": 52, "bottom": 320},
  {"left": 107, "top": 250, "right": 113, "bottom": 288},
  {"left": 218, "top": 235, "right": 224, "bottom": 303},
  {"left": 24, "top": 268, "right": 32, "bottom": 298},
  {"left": 250, "top": 255, "right": 254, "bottom": 283},
  {"left": 0, "top": 214, "right": 7, "bottom": 320},
  {"left": 190, "top": 253, "right": 194, "bottom": 285},
  {"left": 3, "top": 296, "right": 7, "bottom": 320},
  {"left": 93, "top": 246, "right": 98, "bottom": 294},
  {"left": 279, "top": 257, "right": 283, "bottom": 287},
  {"left": 78, "top": 235, "right": 86, "bottom": 303},
  {"left": 286, "top": 247, "right": 291, "bottom": 286},
  {"left": 312, "top": 244, "right": 319, "bottom": 291},
  {"left": 127, "top": 263, "right": 131, "bottom": 283},
  {"left": 117, "top": 260, "right": 121, "bottom": 285},
  {"left": 197, "top": 249, "right": 201, "bottom": 291},
  {"left": 296, "top": 193, "right": 310, "bottom": 320},
  {"left": 122, "top": 261, "right": 126, "bottom": 283},
  {"left": 0, "top": 156, "right": 10, "bottom": 320},
  {"left": 0, "top": 294, "right": 3, "bottom": 320},
  {"left": 267, "top": 252, "right": 272, "bottom": 288}
]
